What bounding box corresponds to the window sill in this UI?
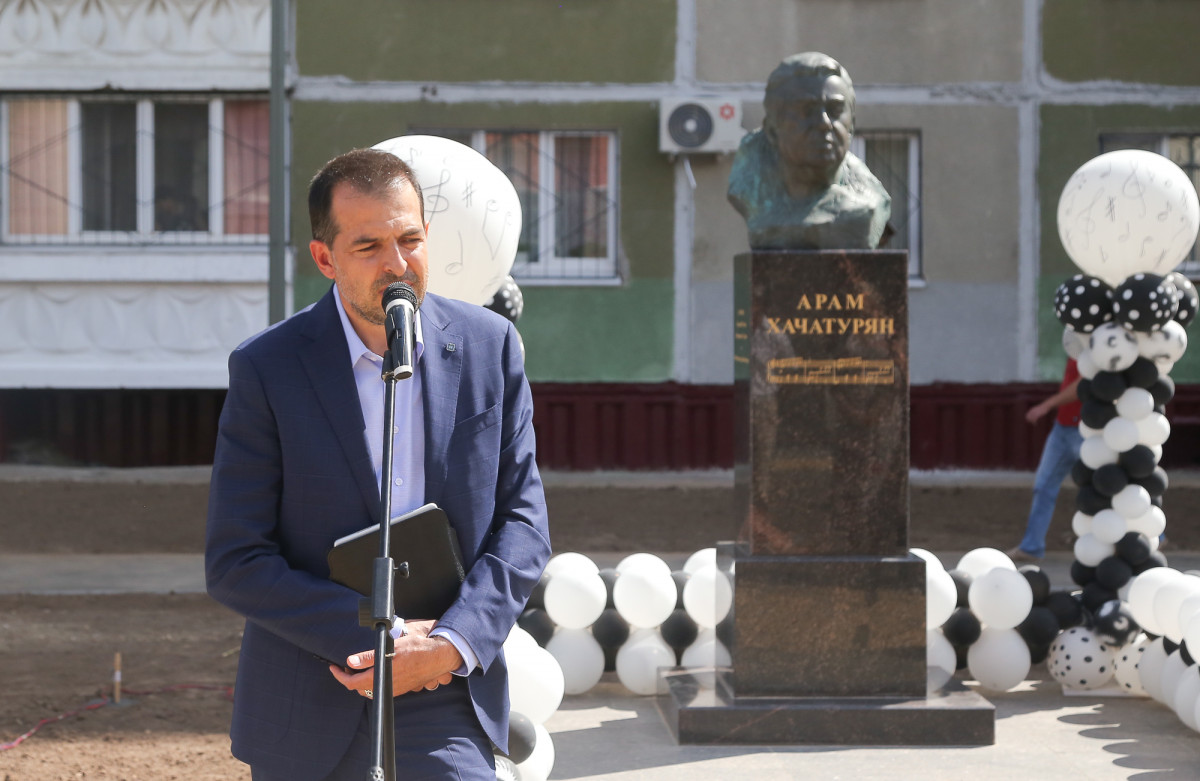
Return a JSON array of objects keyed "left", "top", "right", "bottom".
[{"left": 0, "top": 246, "right": 272, "bottom": 283}]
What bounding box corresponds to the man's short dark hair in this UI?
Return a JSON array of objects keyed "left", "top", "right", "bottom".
[{"left": 308, "top": 148, "right": 425, "bottom": 245}]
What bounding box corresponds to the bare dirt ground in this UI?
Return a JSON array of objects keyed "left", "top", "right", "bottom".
[{"left": 3, "top": 472, "right": 1200, "bottom": 778}]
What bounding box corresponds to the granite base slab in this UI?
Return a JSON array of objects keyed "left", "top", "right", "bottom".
[{"left": 658, "top": 670, "right": 995, "bottom": 746}]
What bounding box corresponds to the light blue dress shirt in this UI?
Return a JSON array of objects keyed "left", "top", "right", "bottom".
[{"left": 332, "top": 285, "right": 479, "bottom": 676}]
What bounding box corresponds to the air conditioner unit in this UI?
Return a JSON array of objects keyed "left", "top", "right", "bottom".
[{"left": 659, "top": 97, "right": 744, "bottom": 154}]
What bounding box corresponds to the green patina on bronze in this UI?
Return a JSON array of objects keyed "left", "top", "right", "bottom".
[{"left": 728, "top": 53, "right": 891, "bottom": 251}]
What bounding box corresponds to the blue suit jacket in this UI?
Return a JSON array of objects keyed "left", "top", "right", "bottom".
[{"left": 205, "top": 288, "right": 550, "bottom": 780}]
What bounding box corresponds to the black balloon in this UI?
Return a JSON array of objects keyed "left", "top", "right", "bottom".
[
  {"left": 1045, "top": 590, "right": 1085, "bottom": 629},
  {"left": 1017, "top": 606, "right": 1061, "bottom": 647},
  {"left": 1091, "top": 463, "right": 1129, "bottom": 497},
  {"left": 598, "top": 568, "right": 619, "bottom": 609},
  {"left": 1090, "top": 371, "right": 1128, "bottom": 402},
  {"left": 1115, "top": 532, "right": 1153, "bottom": 566},
  {"left": 1081, "top": 400, "right": 1118, "bottom": 429},
  {"left": 1076, "top": 378, "right": 1096, "bottom": 405},
  {"left": 1169, "top": 271, "right": 1199, "bottom": 327},
  {"left": 1070, "top": 560, "right": 1097, "bottom": 587},
  {"left": 1055, "top": 274, "right": 1115, "bottom": 333},
  {"left": 953, "top": 643, "right": 970, "bottom": 671},
  {"left": 1149, "top": 375, "right": 1176, "bottom": 407},
  {"left": 1164, "top": 637, "right": 1180, "bottom": 655},
  {"left": 1071, "top": 460, "right": 1095, "bottom": 488},
  {"left": 505, "top": 712, "right": 538, "bottom": 765},
  {"left": 591, "top": 608, "right": 630, "bottom": 651},
  {"left": 483, "top": 275, "right": 525, "bottom": 324},
  {"left": 1095, "top": 556, "right": 1134, "bottom": 591},
  {"left": 948, "top": 569, "right": 973, "bottom": 608},
  {"left": 1081, "top": 582, "right": 1120, "bottom": 613},
  {"left": 660, "top": 609, "right": 699, "bottom": 661},
  {"left": 1020, "top": 566, "right": 1051, "bottom": 605},
  {"left": 942, "top": 608, "right": 982, "bottom": 647},
  {"left": 1135, "top": 467, "right": 1168, "bottom": 498},
  {"left": 1133, "top": 551, "right": 1169, "bottom": 575},
  {"left": 1119, "top": 445, "right": 1158, "bottom": 479},
  {"left": 1092, "top": 599, "right": 1139, "bottom": 647},
  {"left": 1124, "top": 357, "right": 1161, "bottom": 389},
  {"left": 1182, "top": 641, "right": 1196, "bottom": 667},
  {"left": 1113, "top": 273, "right": 1177, "bottom": 332},
  {"left": 716, "top": 613, "right": 735, "bottom": 649},
  {"left": 1075, "top": 485, "right": 1111, "bottom": 516},
  {"left": 517, "top": 609, "right": 556, "bottom": 647},
  {"left": 1028, "top": 643, "right": 1052, "bottom": 665}
]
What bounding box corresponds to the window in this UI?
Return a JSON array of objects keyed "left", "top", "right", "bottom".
[
  {"left": 2, "top": 95, "right": 269, "bottom": 243},
  {"left": 426, "top": 129, "right": 619, "bottom": 283},
  {"left": 1101, "top": 132, "right": 1200, "bottom": 273},
  {"left": 851, "top": 131, "right": 922, "bottom": 279}
]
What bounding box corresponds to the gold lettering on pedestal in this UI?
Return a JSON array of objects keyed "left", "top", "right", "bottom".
[
  {"left": 766, "top": 317, "right": 895, "bottom": 336},
  {"left": 767, "top": 357, "right": 896, "bottom": 385},
  {"left": 796, "top": 294, "right": 864, "bottom": 311}
]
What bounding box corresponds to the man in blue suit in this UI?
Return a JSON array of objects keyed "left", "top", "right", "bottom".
[{"left": 206, "top": 148, "right": 551, "bottom": 780}]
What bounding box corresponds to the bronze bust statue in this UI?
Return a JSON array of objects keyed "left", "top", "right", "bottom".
[{"left": 728, "top": 52, "right": 891, "bottom": 250}]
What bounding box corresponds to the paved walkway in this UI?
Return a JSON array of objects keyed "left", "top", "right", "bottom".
[{"left": 2, "top": 550, "right": 1199, "bottom": 778}]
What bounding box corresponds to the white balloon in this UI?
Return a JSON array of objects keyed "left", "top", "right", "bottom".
[
  {"left": 1129, "top": 568, "right": 1185, "bottom": 636},
  {"left": 910, "top": 548, "right": 945, "bottom": 571},
  {"left": 1078, "top": 420, "right": 1102, "bottom": 439},
  {"left": 682, "top": 564, "right": 733, "bottom": 629},
  {"left": 968, "top": 627, "right": 1030, "bottom": 692},
  {"left": 1047, "top": 626, "right": 1117, "bottom": 690},
  {"left": 1112, "top": 484, "right": 1152, "bottom": 520},
  {"left": 543, "top": 569, "right": 607, "bottom": 630},
  {"left": 1080, "top": 435, "right": 1119, "bottom": 469},
  {"left": 615, "top": 629, "right": 676, "bottom": 695},
  {"left": 542, "top": 552, "right": 599, "bottom": 580},
  {"left": 1088, "top": 322, "right": 1139, "bottom": 374},
  {"left": 1155, "top": 576, "right": 1200, "bottom": 642},
  {"left": 1160, "top": 650, "right": 1188, "bottom": 706},
  {"left": 613, "top": 566, "right": 677, "bottom": 629},
  {"left": 1072, "top": 511, "right": 1094, "bottom": 537},
  {"left": 1102, "top": 417, "right": 1140, "bottom": 453},
  {"left": 927, "top": 628, "right": 957, "bottom": 692},
  {"left": 926, "top": 566, "right": 957, "bottom": 629},
  {"left": 1112, "top": 633, "right": 1149, "bottom": 696},
  {"left": 372, "top": 135, "right": 520, "bottom": 305},
  {"left": 1091, "top": 509, "right": 1129, "bottom": 544},
  {"left": 1074, "top": 533, "right": 1115, "bottom": 567},
  {"left": 1139, "top": 637, "right": 1170, "bottom": 701},
  {"left": 517, "top": 723, "right": 555, "bottom": 781},
  {"left": 1174, "top": 665, "right": 1200, "bottom": 729},
  {"left": 616, "top": 553, "right": 672, "bottom": 579},
  {"left": 683, "top": 547, "right": 717, "bottom": 574},
  {"left": 1057, "top": 149, "right": 1200, "bottom": 285},
  {"left": 495, "top": 755, "right": 520, "bottom": 781},
  {"left": 504, "top": 626, "right": 540, "bottom": 655},
  {"left": 1077, "top": 350, "right": 1099, "bottom": 379},
  {"left": 680, "top": 629, "right": 732, "bottom": 668},
  {"left": 1137, "top": 413, "right": 1171, "bottom": 448},
  {"left": 1138, "top": 320, "right": 1189, "bottom": 366},
  {"left": 1062, "top": 327, "right": 1087, "bottom": 359},
  {"left": 506, "top": 643, "right": 565, "bottom": 725},
  {"left": 968, "top": 568, "right": 1033, "bottom": 630},
  {"left": 1184, "top": 604, "right": 1200, "bottom": 653},
  {"left": 1116, "top": 387, "right": 1156, "bottom": 421},
  {"left": 1127, "top": 505, "right": 1167, "bottom": 539},
  {"left": 955, "top": 548, "right": 1017, "bottom": 578},
  {"left": 545, "top": 628, "right": 605, "bottom": 695}
]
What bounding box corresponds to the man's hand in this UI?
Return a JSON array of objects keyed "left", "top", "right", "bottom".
[
  {"left": 1026, "top": 400, "right": 1053, "bottom": 425},
  {"left": 329, "top": 620, "right": 462, "bottom": 697}
]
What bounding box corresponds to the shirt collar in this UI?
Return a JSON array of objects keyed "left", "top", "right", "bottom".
[{"left": 332, "top": 284, "right": 424, "bottom": 366}]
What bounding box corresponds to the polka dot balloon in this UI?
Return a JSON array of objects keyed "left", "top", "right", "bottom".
[
  {"left": 1047, "top": 626, "right": 1117, "bottom": 690},
  {"left": 483, "top": 275, "right": 525, "bottom": 325},
  {"left": 1113, "top": 273, "right": 1178, "bottom": 332},
  {"left": 1168, "top": 272, "right": 1198, "bottom": 327},
  {"left": 1054, "top": 274, "right": 1114, "bottom": 333}
]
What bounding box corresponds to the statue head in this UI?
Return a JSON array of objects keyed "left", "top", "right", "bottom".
[{"left": 763, "top": 52, "right": 856, "bottom": 195}]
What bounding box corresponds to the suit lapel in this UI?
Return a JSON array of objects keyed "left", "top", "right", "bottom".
[
  {"left": 300, "top": 289, "right": 382, "bottom": 523},
  {"left": 418, "top": 294, "right": 464, "bottom": 504}
]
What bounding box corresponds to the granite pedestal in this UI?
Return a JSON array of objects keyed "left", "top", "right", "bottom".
[{"left": 660, "top": 250, "right": 994, "bottom": 745}]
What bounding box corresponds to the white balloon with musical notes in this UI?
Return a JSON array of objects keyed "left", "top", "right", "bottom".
[
  {"left": 373, "top": 135, "right": 522, "bottom": 305},
  {"left": 1056, "top": 149, "right": 1200, "bottom": 288}
]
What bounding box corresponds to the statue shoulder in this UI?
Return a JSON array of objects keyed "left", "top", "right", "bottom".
[{"left": 839, "top": 152, "right": 891, "bottom": 209}]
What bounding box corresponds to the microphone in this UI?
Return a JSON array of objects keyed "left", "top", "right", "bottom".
[{"left": 381, "top": 282, "right": 418, "bottom": 381}]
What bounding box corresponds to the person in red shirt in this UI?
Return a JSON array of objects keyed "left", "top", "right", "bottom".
[{"left": 1008, "top": 359, "right": 1082, "bottom": 562}]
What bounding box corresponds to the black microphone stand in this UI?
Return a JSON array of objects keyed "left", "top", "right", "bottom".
[{"left": 362, "top": 307, "right": 415, "bottom": 781}]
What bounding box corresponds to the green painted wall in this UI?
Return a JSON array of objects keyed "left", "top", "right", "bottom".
[
  {"left": 1043, "top": 0, "right": 1200, "bottom": 85},
  {"left": 295, "top": 0, "right": 676, "bottom": 84},
  {"left": 1039, "top": 103, "right": 1200, "bottom": 381},
  {"left": 290, "top": 100, "right": 676, "bottom": 382}
]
